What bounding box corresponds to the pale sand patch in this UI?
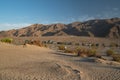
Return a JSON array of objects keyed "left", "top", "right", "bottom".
[
  {"left": 0, "top": 43, "right": 81, "bottom": 80},
  {"left": 0, "top": 42, "right": 120, "bottom": 80}
]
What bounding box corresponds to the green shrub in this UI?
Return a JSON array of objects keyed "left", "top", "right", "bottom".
[
  {"left": 112, "top": 54, "right": 120, "bottom": 62},
  {"left": 106, "top": 49, "right": 115, "bottom": 56},
  {"left": 1, "top": 38, "right": 13, "bottom": 43}
]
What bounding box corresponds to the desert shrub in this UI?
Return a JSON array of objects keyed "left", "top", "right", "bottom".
[
  {"left": 75, "top": 43, "right": 79, "bottom": 46},
  {"left": 42, "top": 41, "right": 47, "bottom": 44},
  {"left": 29, "top": 40, "right": 43, "bottom": 47},
  {"left": 24, "top": 40, "right": 30, "bottom": 44},
  {"left": 77, "top": 48, "right": 84, "bottom": 56},
  {"left": 44, "top": 44, "right": 48, "bottom": 48},
  {"left": 64, "top": 49, "right": 75, "bottom": 53},
  {"left": 112, "top": 54, "right": 120, "bottom": 62},
  {"left": 58, "top": 45, "right": 66, "bottom": 50},
  {"left": 106, "top": 49, "right": 115, "bottom": 56},
  {"left": 47, "top": 40, "right": 54, "bottom": 44},
  {"left": 102, "top": 43, "right": 106, "bottom": 47},
  {"left": 96, "top": 43, "right": 99, "bottom": 47},
  {"left": 71, "top": 47, "right": 81, "bottom": 54},
  {"left": 91, "top": 43, "right": 95, "bottom": 47},
  {"left": 87, "top": 49, "right": 97, "bottom": 57},
  {"left": 75, "top": 47, "right": 81, "bottom": 51},
  {"left": 1, "top": 38, "right": 13, "bottom": 43},
  {"left": 42, "top": 44, "right": 48, "bottom": 48},
  {"left": 77, "top": 48, "right": 96, "bottom": 57},
  {"left": 109, "top": 42, "right": 118, "bottom": 47},
  {"left": 57, "top": 42, "right": 64, "bottom": 45},
  {"left": 81, "top": 43, "right": 85, "bottom": 46},
  {"left": 91, "top": 43, "right": 98, "bottom": 49},
  {"left": 64, "top": 42, "right": 72, "bottom": 45},
  {"left": 95, "top": 54, "right": 102, "bottom": 58}
]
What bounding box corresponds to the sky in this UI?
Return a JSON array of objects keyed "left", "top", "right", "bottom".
[{"left": 0, "top": 0, "right": 120, "bottom": 30}]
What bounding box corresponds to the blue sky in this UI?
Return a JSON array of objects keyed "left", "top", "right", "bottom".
[{"left": 0, "top": 0, "right": 120, "bottom": 30}]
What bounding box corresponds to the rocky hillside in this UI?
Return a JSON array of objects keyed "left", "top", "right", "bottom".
[{"left": 0, "top": 18, "right": 120, "bottom": 38}]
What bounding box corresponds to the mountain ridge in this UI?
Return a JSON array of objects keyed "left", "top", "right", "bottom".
[{"left": 0, "top": 18, "right": 120, "bottom": 38}]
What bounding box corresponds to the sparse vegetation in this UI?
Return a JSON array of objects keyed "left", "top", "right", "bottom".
[
  {"left": 1, "top": 38, "right": 13, "bottom": 43},
  {"left": 75, "top": 43, "right": 79, "bottom": 46},
  {"left": 77, "top": 48, "right": 87, "bottom": 57},
  {"left": 26, "top": 40, "right": 43, "bottom": 47},
  {"left": 102, "top": 43, "right": 106, "bottom": 47},
  {"left": 44, "top": 44, "right": 48, "bottom": 48},
  {"left": 57, "top": 42, "right": 64, "bottom": 45},
  {"left": 58, "top": 45, "right": 66, "bottom": 50},
  {"left": 91, "top": 43, "right": 98, "bottom": 49},
  {"left": 64, "top": 49, "right": 75, "bottom": 53},
  {"left": 106, "top": 49, "right": 115, "bottom": 56},
  {"left": 57, "top": 42, "right": 72, "bottom": 45},
  {"left": 77, "top": 48, "right": 97, "bottom": 57},
  {"left": 112, "top": 54, "right": 120, "bottom": 62},
  {"left": 88, "top": 49, "right": 97, "bottom": 57},
  {"left": 109, "top": 42, "right": 118, "bottom": 47}
]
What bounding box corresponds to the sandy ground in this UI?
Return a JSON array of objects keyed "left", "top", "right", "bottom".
[{"left": 0, "top": 42, "right": 120, "bottom": 80}]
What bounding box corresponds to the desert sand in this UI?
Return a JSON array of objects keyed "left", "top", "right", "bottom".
[{"left": 0, "top": 42, "right": 120, "bottom": 80}]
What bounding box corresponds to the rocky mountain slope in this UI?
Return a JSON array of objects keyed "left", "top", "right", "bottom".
[{"left": 0, "top": 18, "right": 120, "bottom": 38}]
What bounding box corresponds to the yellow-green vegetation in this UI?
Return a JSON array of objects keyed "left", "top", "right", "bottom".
[
  {"left": 62, "top": 46, "right": 97, "bottom": 57},
  {"left": 112, "top": 54, "right": 120, "bottom": 62},
  {"left": 1, "top": 38, "right": 13, "bottom": 43},
  {"left": 106, "top": 49, "right": 120, "bottom": 62},
  {"left": 58, "top": 45, "right": 66, "bottom": 50},
  {"left": 88, "top": 49, "right": 97, "bottom": 57},
  {"left": 106, "top": 49, "right": 115, "bottom": 56},
  {"left": 76, "top": 47, "right": 82, "bottom": 51}
]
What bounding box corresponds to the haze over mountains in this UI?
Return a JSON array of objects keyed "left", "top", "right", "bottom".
[{"left": 0, "top": 18, "right": 120, "bottom": 38}]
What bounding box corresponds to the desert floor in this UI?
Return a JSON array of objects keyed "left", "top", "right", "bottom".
[{"left": 0, "top": 42, "right": 120, "bottom": 80}]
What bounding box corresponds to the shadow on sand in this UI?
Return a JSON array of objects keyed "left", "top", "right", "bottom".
[{"left": 52, "top": 51, "right": 77, "bottom": 57}]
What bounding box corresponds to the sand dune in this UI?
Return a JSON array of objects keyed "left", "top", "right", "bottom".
[
  {"left": 0, "top": 43, "right": 81, "bottom": 80},
  {"left": 0, "top": 42, "right": 120, "bottom": 80}
]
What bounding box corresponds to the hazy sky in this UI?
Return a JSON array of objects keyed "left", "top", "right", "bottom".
[{"left": 0, "top": 0, "right": 120, "bottom": 30}]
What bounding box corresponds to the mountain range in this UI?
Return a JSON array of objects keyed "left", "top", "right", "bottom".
[{"left": 0, "top": 18, "right": 120, "bottom": 38}]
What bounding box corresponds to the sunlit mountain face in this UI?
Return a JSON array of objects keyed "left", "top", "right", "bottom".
[{"left": 0, "top": 18, "right": 120, "bottom": 38}]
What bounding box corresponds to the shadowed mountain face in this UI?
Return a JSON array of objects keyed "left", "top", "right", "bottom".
[{"left": 0, "top": 18, "right": 120, "bottom": 38}]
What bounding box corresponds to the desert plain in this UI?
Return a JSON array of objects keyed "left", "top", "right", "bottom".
[{"left": 0, "top": 36, "right": 120, "bottom": 80}]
